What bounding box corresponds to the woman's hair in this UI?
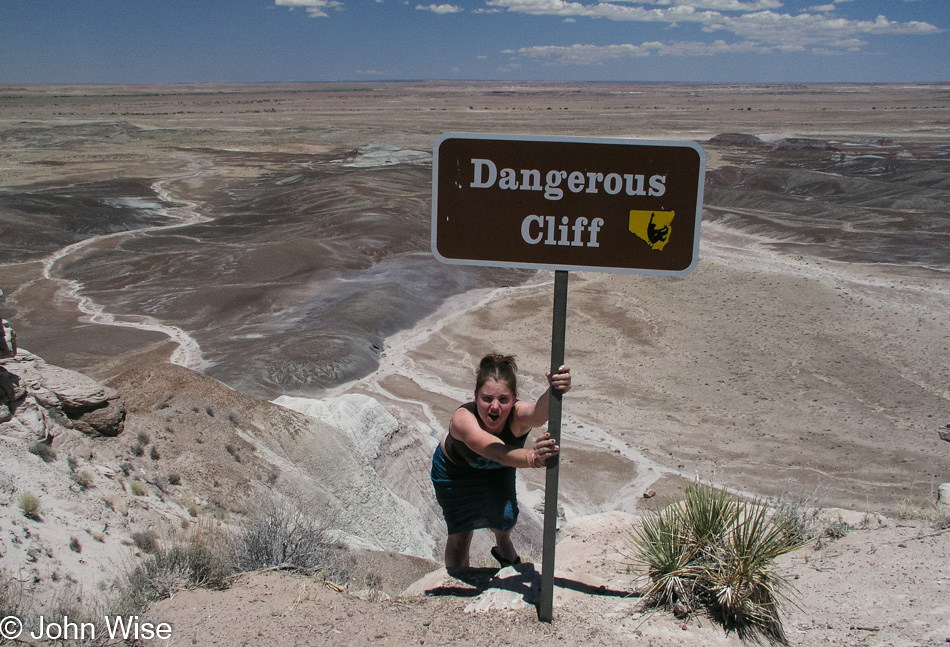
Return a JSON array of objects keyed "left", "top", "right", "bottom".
[{"left": 475, "top": 353, "right": 518, "bottom": 398}]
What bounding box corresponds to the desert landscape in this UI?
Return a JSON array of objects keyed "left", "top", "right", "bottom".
[{"left": 1, "top": 82, "right": 948, "bottom": 645}]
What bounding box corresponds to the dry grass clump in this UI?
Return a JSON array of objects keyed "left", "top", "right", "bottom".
[
  {"left": 28, "top": 440, "right": 57, "bottom": 463},
  {"left": 118, "top": 519, "right": 231, "bottom": 613},
  {"left": 115, "top": 495, "right": 344, "bottom": 616},
  {"left": 628, "top": 482, "right": 806, "bottom": 645},
  {"left": 896, "top": 478, "right": 945, "bottom": 526},
  {"left": 0, "top": 567, "right": 25, "bottom": 622}
]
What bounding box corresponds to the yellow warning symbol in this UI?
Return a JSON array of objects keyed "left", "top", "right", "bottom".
[{"left": 629, "top": 210, "right": 674, "bottom": 250}]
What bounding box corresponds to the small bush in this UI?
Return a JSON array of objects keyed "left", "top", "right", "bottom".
[
  {"left": 130, "top": 481, "right": 147, "bottom": 497},
  {"left": 131, "top": 530, "right": 160, "bottom": 554},
  {"left": 770, "top": 493, "right": 822, "bottom": 543},
  {"left": 167, "top": 472, "right": 181, "bottom": 486},
  {"left": 138, "top": 432, "right": 151, "bottom": 446},
  {"left": 119, "top": 462, "right": 134, "bottom": 476},
  {"left": 132, "top": 444, "right": 145, "bottom": 457},
  {"left": 69, "top": 537, "right": 82, "bottom": 553},
  {"left": 149, "top": 446, "right": 160, "bottom": 461},
  {"left": 629, "top": 482, "right": 805, "bottom": 645},
  {"left": 28, "top": 441, "right": 57, "bottom": 463},
  {"left": 124, "top": 519, "right": 232, "bottom": 611},
  {"left": 70, "top": 470, "right": 94, "bottom": 491},
  {"left": 19, "top": 492, "right": 41, "bottom": 520},
  {"left": 1, "top": 568, "right": 25, "bottom": 620},
  {"left": 121, "top": 542, "right": 231, "bottom": 611},
  {"left": 823, "top": 519, "right": 852, "bottom": 540},
  {"left": 231, "top": 495, "right": 342, "bottom": 578}
]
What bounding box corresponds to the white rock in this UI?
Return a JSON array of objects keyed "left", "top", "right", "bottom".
[{"left": 937, "top": 483, "right": 950, "bottom": 517}]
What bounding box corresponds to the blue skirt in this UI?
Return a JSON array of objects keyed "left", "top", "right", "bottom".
[{"left": 430, "top": 445, "right": 519, "bottom": 535}]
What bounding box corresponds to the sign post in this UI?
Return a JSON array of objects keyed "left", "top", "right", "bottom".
[
  {"left": 539, "top": 269, "right": 568, "bottom": 623},
  {"left": 432, "top": 132, "right": 705, "bottom": 622}
]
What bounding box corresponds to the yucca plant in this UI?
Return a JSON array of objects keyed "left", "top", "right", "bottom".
[
  {"left": 631, "top": 501, "right": 696, "bottom": 606},
  {"left": 682, "top": 480, "right": 738, "bottom": 548},
  {"left": 629, "top": 482, "right": 806, "bottom": 645}
]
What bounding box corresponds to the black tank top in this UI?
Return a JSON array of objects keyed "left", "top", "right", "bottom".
[{"left": 443, "top": 401, "right": 527, "bottom": 470}]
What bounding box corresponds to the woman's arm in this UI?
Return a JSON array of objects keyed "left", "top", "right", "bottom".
[
  {"left": 512, "top": 365, "right": 572, "bottom": 433},
  {"left": 449, "top": 407, "right": 556, "bottom": 468}
]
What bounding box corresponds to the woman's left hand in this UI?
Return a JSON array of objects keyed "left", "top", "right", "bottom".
[
  {"left": 546, "top": 365, "right": 572, "bottom": 393},
  {"left": 532, "top": 431, "right": 560, "bottom": 465}
]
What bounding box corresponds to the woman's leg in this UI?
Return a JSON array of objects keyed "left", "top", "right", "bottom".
[
  {"left": 491, "top": 528, "right": 519, "bottom": 564},
  {"left": 444, "top": 530, "right": 474, "bottom": 568}
]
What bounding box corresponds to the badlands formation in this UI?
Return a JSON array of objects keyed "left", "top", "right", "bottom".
[{"left": 0, "top": 83, "right": 948, "bottom": 644}]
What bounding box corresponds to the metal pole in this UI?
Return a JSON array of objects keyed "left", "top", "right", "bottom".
[{"left": 539, "top": 270, "right": 568, "bottom": 623}]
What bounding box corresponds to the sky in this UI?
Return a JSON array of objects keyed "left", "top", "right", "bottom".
[{"left": 0, "top": 0, "right": 947, "bottom": 84}]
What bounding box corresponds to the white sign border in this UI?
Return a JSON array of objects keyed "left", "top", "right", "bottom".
[{"left": 431, "top": 131, "right": 706, "bottom": 277}]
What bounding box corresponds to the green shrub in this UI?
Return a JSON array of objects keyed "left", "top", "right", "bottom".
[
  {"left": 19, "top": 492, "right": 41, "bottom": 520},
  {"left": 629, "top": 482, "right": 805, "bottom": 645},
  {"left": 129, "top": 481, "right": 147, "bottom": 496}
]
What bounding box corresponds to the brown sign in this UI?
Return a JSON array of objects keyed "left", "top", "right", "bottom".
[{"left": 432, "top": 133, "right": 705, "bottom": 276}]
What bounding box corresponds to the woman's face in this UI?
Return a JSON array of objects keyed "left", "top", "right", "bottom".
[{"left": 475, "top": 378, "right": 515, "bottom": 433}]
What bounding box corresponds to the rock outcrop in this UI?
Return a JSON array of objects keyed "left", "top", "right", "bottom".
[
  {"left": 1, "top": 317, "right": 16, "bottom": 358},
  {"left": 0, "top": 321, "right": 126, "bottom": 439}
]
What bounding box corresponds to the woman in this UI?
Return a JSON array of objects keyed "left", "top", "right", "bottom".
[{"left": 430, "top": 353, "right": 571, "bottom": 568}]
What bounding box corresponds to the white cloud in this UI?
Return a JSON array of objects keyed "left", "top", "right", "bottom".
[
  {"left": 275, "top": 0, "right": 343, "bottom": 17},
  {"left": 487, "top": 0, "right": 780, "bottom": 15},
  {"left": 510, "top": 38, "right": 770, "bottom": 64},
  {"left": 416, "top": 3, "right": 464, "bottom": 12},
  {"left": 652, "top": 0, "right": 783, "bottom": 9},
  {"left": 486, "top": 0, "right": 942, "bottom": 52},
  {"left": 706, "top": 11, "right": 941, "bottom": 50}
]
